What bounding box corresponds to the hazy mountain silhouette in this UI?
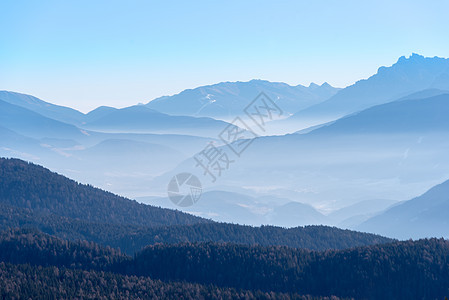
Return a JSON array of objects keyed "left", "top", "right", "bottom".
[
  {"left": 358, "top": 178, "right": 449, "bottom": 239},
  {"left": 152, "top": 92, "right": 449, "bottom": 217},
  {"left": 285, "top": 54, "right": 449, "bottom": 129},
  {"left": 146, "top": 79, "right": 340, "bottom": 120},
  {"left": 267, "top": 201, "right": 330, "bottom": 227},
  {"left": 0, "top": 91, "right": 85, "bottom": 125},
  {"left": 82, "top": 105, "right": 237, "bottom": 137},
  {"left": 2, "top": 55, "right": 449, "bottom": 232},
  {"left": 0, "top": 91, "right": 238, "bottom": 138},
  {"left": 140, "top": 190, "right": 330, "bottom": 227},
  {"left": 309, "top": 93, "right": 449, "bottom": 134},
  {"left": 84, "top": 106, "right": 118, "bottom": 123},
  {"left": 0, "top": 97, "right": 217, "bottom": 196},
  {"left": 328, "top": 199, "right": 398, "bottom": 228},
  {"left": 0, "top": 99, "right": 89, "bottom": 140}
]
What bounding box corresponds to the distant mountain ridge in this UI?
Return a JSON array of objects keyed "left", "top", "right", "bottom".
[
  {"left": 286, "top": 54, "right": 449, "bottom": 126},
  {"left": 81, "top": 104, "right": 236, "bottom": 137},
  {"left": 0, "top": 91, "right": 85, "bottom": 125},
  {"left": 0, "top": 98, "right": 88, "bottom": 140},
  {"left": 0, "top": 95, "right": 224, "bottom": 197},
  {"left": 0, "top": 91, "right": 239, "bottom": 138},
  {"left": 145, "top": 79, "right": 340, "bottom": 120},
  {"left": 358, "top": 178, "right": 449, "bottom": 239},
  {"left": 2, "top": 54, "right": 449, "bottom": 232},
  {"left": 140, "top": 190, "right": 331, "bottom": 227},
  {"left": 152, "top": 91, "right": 449, "bottom": 217},
  {"left": 309, "top": 93, "right": 449, "bottom": 135}
]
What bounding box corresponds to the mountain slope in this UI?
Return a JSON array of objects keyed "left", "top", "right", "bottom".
[
  {"left": 0, "top": 99, "right": 88, "bottom": 140},
  {"left": 358, "top": 178, "right": 449, "bottom": 239},
  {"left": 0, "top": 91, "right": 236, "bottom": 139},
  {"left": 328, "top": 199, "right": 397, "bottom": 228},
  {"left": 288, "top": 54, "right": 449, "bottom": 126},
  {"left": 82, "top": 105, "right": 237, "bottom": 137},
  {"left": 0, "top": 126, "right": 42, "bottom": 150},
  {"left": 76, "top": 138, "right": 187, "bottom": 178},
  {"left": 0, "top": 202, "right": 393, "bottom": 254},
  {"left": 146, "top": 80, "right": 339, "bottom": 120},
  {"left": 2, "top": 228, "right": 447, "bottom": 300},
  {"left": 0, "top": 91, "right": 85, "bottom": 125},
  {"left": 0, "top": 157, "right": 207, "bottom": 227},
  {"left": 0, "top": 229, "right": 340, "bottom": 299},
  {"left": 141, "top": 191, "right": 331, "bottom": 227},
  {"left": 0, "top": 95, "right": 224, "bottom": 197},
  {"left": 84, "top": 106, "right": 118, "bottom": 123},
  {"left": 268, "top": 201, "right": 330, "bottom": 227},
  {"left": 0, "top": 157, "right": 393, "bottom": 254},
  {"left": 128, "top": 239, "right": 449, "bottom": 299},
  {"left": 310, "top": 93, "right": 449, "bottom": 134},
  {"left": 154, "top": 92, "right": 449, "bottom": 213},
  {"left": 0, "top": 126, "right": 60, "bottom": 164}
]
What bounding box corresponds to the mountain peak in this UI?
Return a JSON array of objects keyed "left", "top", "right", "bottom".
[
  {"left": 146, "top": 80, "right": 340, "bottom": 119},
  {"left": 394, "top": 53, "right": 449, "bottom": 66},
  {"left": 397, "top": 53, "right": 425, "bottom": 64},
  {"left": 290, "top": 53, "right": 449, "bottom": 124},
  {"left": 308, "top": 82, "right": 320, "bottom": 89},
  {"left": 410, "top": 52, "right": 424, "bottom": 59},
  {"left": 375, "top": 54, "right": 449, "bottom": 78},
  {"left": 308, "top": 82, "right": 335, "bottom": 90}
]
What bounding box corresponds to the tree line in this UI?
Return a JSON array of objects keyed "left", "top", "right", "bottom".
[{"left": 0, "top": 228, "right": 448, "bottom": 299}]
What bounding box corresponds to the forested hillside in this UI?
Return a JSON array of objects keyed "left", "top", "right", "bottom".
[
  {"left": 3, "top": 157, "right": 447, "bottom": 299},
  {"left": 0, "top": 158, "right": 207, "bottom": 227},
  {"left": 125, "top": 239, "right": 449, "bottom": 299},
  {"left": 0, "top": 203, "right": 392, "bottom": 254},
  {"left": 0, "top": 157, "right": 393, "bottom": 254},
  {"left": 0, "top": 229, "right": 447, "bottom": 299},
  {"left": 0, "top": 229, "right": 337, "bottom": 299}
]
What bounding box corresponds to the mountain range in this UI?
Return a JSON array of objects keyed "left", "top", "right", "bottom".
[
  {"left": 1, "top": 54, "right": 449, "bottom": 238},
  {"left": 2, "top": 53, "right": 449, "bottom": 298},
  {"left": 146, "top": 80, "right": 340, "bottom": 120},
  {"left": 279, "top": 53, "right": 449, "bottom": 131},
  {"left": 139, "top": 190, "right": 331, "bottom": 227},
  {"left": 358, "top": 178, "right": 449, "bottom": 239},
  {"left": 150, "top": 91, "right": 449, "bottom": 222}
]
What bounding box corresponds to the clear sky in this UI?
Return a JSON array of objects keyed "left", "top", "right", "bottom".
[{"left": 1, "top": 0, "right": 449, "bottom": 112}]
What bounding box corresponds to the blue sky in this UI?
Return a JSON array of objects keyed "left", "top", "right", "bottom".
[{"left": 1, "top": 0, "right": 449, "bottom": 112}]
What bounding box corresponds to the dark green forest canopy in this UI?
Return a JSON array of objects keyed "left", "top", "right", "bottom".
[
  {"left": 0, "top": 157, "right": 393, "bottom": 254},
  {"left": 0, "top": 229, "right": 448, "bottom": 300}
]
